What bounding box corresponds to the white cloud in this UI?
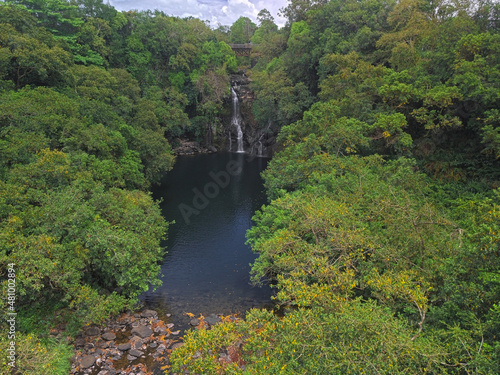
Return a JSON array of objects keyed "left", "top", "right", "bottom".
[{"left": 108, "top": 0, "right": 288, "bottom": 27}]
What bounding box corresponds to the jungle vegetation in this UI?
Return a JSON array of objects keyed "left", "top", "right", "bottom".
[
  {"left": 0, "top": 0, "right": 499, "bottom": 373},
  {"left": 0, "top": 0, "right": 237, "bottom": 372},
  {"left": 171, "top": 0, "right": 500, "bottom": 374}
]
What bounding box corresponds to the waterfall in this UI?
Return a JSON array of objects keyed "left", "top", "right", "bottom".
[
  {"left": 231, "top": 87, "right": 244, "bottom": 153},
  {"left": 255, "top": 119, "right": 271, "bottom": 157}
]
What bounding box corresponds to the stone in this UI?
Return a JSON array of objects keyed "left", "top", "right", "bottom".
[
  {"left": 131, "top": 338, "right": 144, "bottom": 349},
  {"left": 189, "top": 318, "right": 200, "bottom": 326},
  {"left": 166, "top": 323, "right": 174, "bottom": 329},
  {"left": 74, "top": 338, "right": 85, "bottom": 347},
  {"left": 149, "top": 342, "right": 157, "bottom": 348},
  {"left": 108, "top": 349, "right": 121, "bottom": 356},
  {"left": 99, "top": 341, "right": 109, "bottom": 349},
  {"left": 205, "top": 314, "right": 221, "bottom": 326},
  {"left": 117, "top": 343, "right": 131, "bottom": 351},
  {"left": 208, "top": 146, "right": 217, "bottom": 152},
  {"left": 155, "top": 326, "right": 167, "bottom": 334},
  {"left": 102, "top": 332, "right": 116, "bottom": 341},
  {"left": 171, "top": 342, "right": 184, "bottom": 350},
  {"left": 86, "top": 327, "right": 101, "bottom": 336},
  {"left": 131, "top": 325, "right": 153, "bottom": 338},
  {"left": 80, "top": 355, "right": 96, "bottom": 369},
  {"left": 129, "top": 349, "right": 143, "bottom": 357},
  {"left": 140, "top": 309, "right": 157, "bottom": 318},
  {"left": 127, "top": 354, "right": 137, "bottom": 361}
]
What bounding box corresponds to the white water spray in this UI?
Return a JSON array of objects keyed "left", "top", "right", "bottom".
[{"left": 231, "top": 87, "right": 244, "bottom": 153}]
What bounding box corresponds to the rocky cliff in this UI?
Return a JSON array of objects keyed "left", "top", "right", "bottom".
[{"left": 227, "top": 72, "right": 277, "bottom": 157}]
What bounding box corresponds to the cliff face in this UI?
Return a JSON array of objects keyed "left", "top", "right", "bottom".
[
  {"left": 174, "top": 73, "right": 277, "bottom": 156},
  {"left": 225, "top": 72, "right": 277, "bottom": 157}
]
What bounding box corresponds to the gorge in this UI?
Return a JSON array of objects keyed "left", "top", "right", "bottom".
[{"left": 141, "top": 153, "right": 274, "bottom": 332}]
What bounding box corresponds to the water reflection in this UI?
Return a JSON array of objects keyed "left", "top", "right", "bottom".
[{"left": 141, "top": 153, "right": 273, "bottom": 331}]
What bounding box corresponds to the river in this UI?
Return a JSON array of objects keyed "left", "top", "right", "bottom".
[{"left": 141, "top": 152, "right": 274, "bottom": 331}]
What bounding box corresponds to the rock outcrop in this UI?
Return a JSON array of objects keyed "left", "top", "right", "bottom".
[
  {"left": 228, "top": 71, "right": 277, "bottom": 157},
  {"left": 71, "top": 309, "right": 177, "bottom": 375}
]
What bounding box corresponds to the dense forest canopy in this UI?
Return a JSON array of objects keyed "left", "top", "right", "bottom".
[
  {"left": 172, "top": 0, "right": 500, "bottom": 374},
  {"left": 0, "top": 0, "right": 241, "bottom": 372},
  {"left": 1, "top": 0, "right": 500, "bottom": 373}
]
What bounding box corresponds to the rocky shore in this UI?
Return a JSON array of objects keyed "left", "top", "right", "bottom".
[
  {"left": 173, "top": 140, "right": 217, "bottom": 155},
  {"left": 70, "top": 309, "right": 180, "bottom": 375},
  {"left": 70, "top": 309, "right": 242, "bottom": 375}
]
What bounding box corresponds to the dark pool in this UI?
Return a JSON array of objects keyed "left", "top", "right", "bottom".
[{"left": 141, "top": 152, "right": 274, "bottom": 331}]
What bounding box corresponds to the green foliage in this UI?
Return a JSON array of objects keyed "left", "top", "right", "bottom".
[
  {"left": 172, "top": 301, "right": 447, "bottom": 374},
  {"left": 251, "top": 64, "right": 314, "bottom": 127},
  {"left": 0, "top": 332, "right": 73, "bottom": 374},
  {"left": 0, "top": 151, "right": 168, "bottom": 297},
  {"left": 3, "top": 0, "right": 500, "bottom": 374},
  {"left": 481, "top": 109, "right": 500, "bottom": 157},
  {"left": 0, "top": 10, "right": 73, "bottom": 88},
  {"left": 229, "top": 17, "right": 256, "bottom": 44},
  {"left": 174, "top": 1, "right": 500, "bottom": 367},
  {"left": 0, "top": 5, "right": 185, "bottom": 372},
  {"left": 250, "top": 9, "right": 278, "bottom": 45}
]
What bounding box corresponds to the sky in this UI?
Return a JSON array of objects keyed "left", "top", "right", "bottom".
[{"left": 107, "top": 0, "right": 289, "bottom": 28}]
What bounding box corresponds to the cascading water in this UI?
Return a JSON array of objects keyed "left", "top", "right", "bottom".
[
  {"left": 231, "top": 87, "right": 244, "bottom": 153},
  {"left": 252, "top": 119, "right": 271, "bottom": 157},
  {"left": 257, "top": 141, "right": 263, "bottom": 157}
]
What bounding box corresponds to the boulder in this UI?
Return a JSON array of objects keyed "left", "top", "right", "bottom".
[
  {"left": 80, "top": 355, "right": 95, "bottom": 369},
  {"left": 189, "top": 318, "right": 200, "bottom": 326},
  {"left": 205, "top": 314, "right": 221, "bottom": 326},
  {"left": 98, "top": 341, "right": 109, "bottom": 349},
  {"left": 117, "top": 343, "right": 131, "bottom": 351},
  {"left": 129, "top": 349, "right": 144, "bottom": 357},
  {"left": 131, "top": 325, "right": 153, "bottom": 338},
  {"left": 102, "top": 332, "right": 116, "bottom": 341},
  {"left": 131, "top": 337, "right": 144, "bottom": 349},
  {"left": 141, "top": 309, "right": 157, "bottom": 318}
]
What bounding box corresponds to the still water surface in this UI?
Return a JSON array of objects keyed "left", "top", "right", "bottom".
[{"left": 141, "top": 153, "right": 274, "bottom": 330}]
